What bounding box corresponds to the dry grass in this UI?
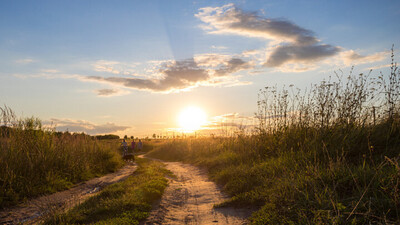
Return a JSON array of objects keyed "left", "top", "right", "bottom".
[
  {"left": 148, "top": 49, "right": 400, "bottom": 224},
  {"left": 0, "top": 108, "right": 124, "bottom": 208}
]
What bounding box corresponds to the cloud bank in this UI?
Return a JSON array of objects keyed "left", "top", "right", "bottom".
[{"left": 46, "top": 118, "right": 129, "bottom": 135}]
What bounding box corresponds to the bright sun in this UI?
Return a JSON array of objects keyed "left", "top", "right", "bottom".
[{"left": 178, "top": 106, "right": 207, "bottom": 132}]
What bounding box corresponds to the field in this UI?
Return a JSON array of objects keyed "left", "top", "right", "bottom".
[
  {"left": 148, "top": 56, "right": 400, "bottom": 224},
  {"left": 1, "top": 53, "right": 399, "bottom": 224},
  {"left": 0, "top": 109, "right": 124, "bottom": 208}
]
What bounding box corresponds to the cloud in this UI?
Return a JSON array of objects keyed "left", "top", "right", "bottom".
[
  {"left": 15, "top": 58, "right": 35, "bottom": 64},
  {"left": 93, "top": 60, "right": 121, "bottom": 74},
  {"left": 12, "top": 53, "right": 253, "bottom": 94},
  {"left": 95, "top": 88, "right": 130, "bottom": 97},
  {"left": 196, "top": 3, "right": 317, "bottom": 44},
  {"left": 13, "top": 73, "right": 83, "bottom": 80},
  {"left": 40, "top": 69, "right": 59, "bottom": 73},
  {"left": 206, "top": 112, "right": 257, "bottom": 128},
  {"left": 93, "top": 60, "right": 139, "bottom": 75},
  {"left": 214, "top": 58, "right": 252, "bottom": 76},
  {"left": 211, "top": 45, "right": 227, "bottom": 50},
  {"left": 196, "top": 4, "right": 385, "bottom": 72},
  {"left": 367, "top": 64, "right": 391, "bottom": 70},
  {"left": 87, "top": 59, "right": 209, "bottom": 92},
  {"left": 339, "top": 50, "right": 387, "bottom": 66},
  {"left": 265, "top": 44, "right": 340, "bottom": 67},
  {"left": 46, "top": 118, "right": 129, "bottom": 135},
  {"left": 86, "top": 56, "right": 252, "bottom": 93}
]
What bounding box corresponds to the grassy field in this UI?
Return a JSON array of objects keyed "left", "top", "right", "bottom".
[
  {"left": 148, "top": 55, "right": 400, "bottom": 224},
  {"left": 0, "top": 108, "right": 124, "bottom": 208},
  {"left": 43, "top": 158, "right": 171, "bottom": 225}
]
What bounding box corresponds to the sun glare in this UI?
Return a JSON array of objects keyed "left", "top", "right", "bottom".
[{"left": 178, "top": 106, "right": 207, "bottom": 132}]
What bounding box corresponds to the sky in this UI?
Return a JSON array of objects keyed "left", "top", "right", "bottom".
[{"left": 0, "top": 0, "right": 399, "bottom": 137}]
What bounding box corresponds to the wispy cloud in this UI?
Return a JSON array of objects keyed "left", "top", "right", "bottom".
[
  {"left": 95, "top": 88, "right": 130, "bottom": 97},
  {"left": 205, "top": 112, "right": 257, "bottom": 129},
  {"left": 339, "top": 50, "right": 387, "bottom": 66},
  {"left": 12, "top": 73, "right": 83, "bottom": 80},
  {"left": 45, "top": 118, "right": 129, "bottom": 135},
  {"left": 92, "top": 60, "right": 140, "bottom": 75},
  {"left": 40, "top": 69, "right": 59, "bottom": 73},
  {"left": 367, "top": 64, "right": 392, "bottom": 70},
  {"left": 15, "top": 58, "right": 35, "bottom": 64},
  {"left": 211, "top": 45, "right": 227, "bottom": 50}
]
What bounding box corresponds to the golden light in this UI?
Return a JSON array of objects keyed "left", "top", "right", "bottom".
[{"left": 178, "top": 106, "right": 207, "bottom": 132}]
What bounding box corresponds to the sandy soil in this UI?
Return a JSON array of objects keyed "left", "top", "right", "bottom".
[
  {"left": 0, "top": 163, "right": 137, "bottom": 225},
  {"left": 143, "top": 161, "right": 252, "bottom": 225}
]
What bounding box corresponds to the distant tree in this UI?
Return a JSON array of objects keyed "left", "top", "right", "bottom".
[
  {"left": 95, "top": 134, "right": 119, "bottom": 140},
  {"left": 152, "top": 133, "right": 156, "bottom": 139},
  {"left": 124, "top": 135, "right": 128, "bottom": 140}
]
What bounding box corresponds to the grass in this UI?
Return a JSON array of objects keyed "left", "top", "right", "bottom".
[
  {"left": 0, "top": 109, "right": 124, "bottom": 208},
  {"left": 148, "top": 50, "right": 400, "bottom": 224},
  {"left": 43, "top": 158, "right": 171, "bottom": 225}
]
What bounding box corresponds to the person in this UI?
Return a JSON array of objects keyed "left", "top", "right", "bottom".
[
  {"left": 137, "top": 139, "right": 143, "bottom": 151},
  {"left": 121, "top": 139, "right": 128, "bottom": 155},
  {"left": 131, "top": 139, "right": 136, "bottom": 153}
]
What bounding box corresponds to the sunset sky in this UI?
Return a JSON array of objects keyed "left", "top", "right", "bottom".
[{"left": 1, "top": 0, "right": 399, "bottom": 137}]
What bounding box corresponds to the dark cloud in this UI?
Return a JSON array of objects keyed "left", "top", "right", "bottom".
[
  {"left": 87, "top": 59, "right": 209, "bottom": 92},
  {"left": 265, "top": 44, "right": 340, "bottom": 67},
  {"left": 96, "top": 89, "right": 119, "bottom": 96},
  {"left": 214, "top": 58, "right": 250, "bottom": 76}
]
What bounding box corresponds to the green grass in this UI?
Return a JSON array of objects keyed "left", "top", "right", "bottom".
[
  {"left": 148, "top": 53, "right": 400, "bottom": 224},
  {"left": 43, "top": 158, "right": 171, "bottom": 225},
  {"left": 0, "top": 109, "right": 124, "bottom": 208}
]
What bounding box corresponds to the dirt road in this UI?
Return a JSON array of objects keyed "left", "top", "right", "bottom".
[
  {"left": 143, "top": 161, "right": 252, "bottom": 225},
  {"left": 0, "top": 163, "right": 137, "bottom": 225}
]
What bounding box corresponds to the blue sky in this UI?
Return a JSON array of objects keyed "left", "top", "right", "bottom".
[{"left": 1, "top": 0, "right": 399, "bottom": 137}]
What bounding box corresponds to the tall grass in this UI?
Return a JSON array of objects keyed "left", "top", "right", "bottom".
[
  {"left": 0, "top": 107, "right": 124, "bottom": 208},
  {"left": 148, "top": 50, "right": 400, "bottom": 224}
]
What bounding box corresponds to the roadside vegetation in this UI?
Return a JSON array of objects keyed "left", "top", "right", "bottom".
[
  {"left": 148, "top": 50, "right": 400, "bottom": 224},
  {"left": 43, "top": 158, "right": 171, "bottom": 225},
  {"left": 0, "top": 108, "right": 124, "bottom": 208}
]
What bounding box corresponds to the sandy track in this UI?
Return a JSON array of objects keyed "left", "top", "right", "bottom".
[
  {"left": 143, "top": 161, "right": 252, "bottom": 225},
  {"left": 0, "top": 163, "right": 137, "bottom": 225}
]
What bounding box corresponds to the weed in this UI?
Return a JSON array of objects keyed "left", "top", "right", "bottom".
[
  {"left": 43, "top": 158, "right": 170, "bottom": 224},
  {"left": 0, "top": 108, "right": 124, "bottom": 208},
  {"left": 149, "top": 50, "right": 400, "bottom": 224}
]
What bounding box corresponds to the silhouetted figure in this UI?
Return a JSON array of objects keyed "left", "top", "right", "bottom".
[
  {"left": 131, "top": 140, "right": 136, "bottom": 153},
  {"left": 121, "top": 139, "right": 128, "bottom": 153},
  {"left": 137, "top": 139, "right": 143, "bottom": 151}
]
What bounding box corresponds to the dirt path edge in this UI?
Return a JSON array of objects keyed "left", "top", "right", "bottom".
[{"left": 0, "top": 163, "right": 137, "bottom": 225}]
